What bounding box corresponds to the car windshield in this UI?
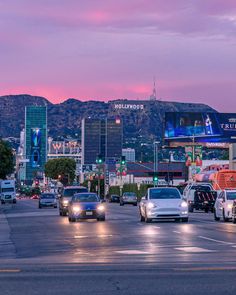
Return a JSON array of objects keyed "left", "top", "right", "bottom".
[
  {"left": 41, "top": 194, "right": 55, "bottom": 199},
  {"left": 149, "top": 188, "right": 181, "bottom": 199},
  {"left": 63, "top": 188, "right": 87, "bottom": 197},
  {"left": 191, "top": 185, "right": 211, "bottom": 191},
  {"left": 1, "top": 188, "right": 14, "bottom": 192},
  {"left": 73, "top": 194, "right": 99, "bottom": 202},
  {"left": 226, "top": 192, "right": 236, "bottom": 200}
]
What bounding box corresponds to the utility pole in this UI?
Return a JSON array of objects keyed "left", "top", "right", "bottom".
[{"left": 153, "top": 141, "right": 160, "bottom": 187}]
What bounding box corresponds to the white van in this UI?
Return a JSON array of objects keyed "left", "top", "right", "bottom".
[{"left": 0, "top": 180, "right": 16, "bottom": 204}]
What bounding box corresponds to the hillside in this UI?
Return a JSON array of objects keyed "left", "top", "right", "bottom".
[{"left": 0, "top": 95, "right": 215, "bottom": 142}]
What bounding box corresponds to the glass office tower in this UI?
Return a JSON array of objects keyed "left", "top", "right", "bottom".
[{"left": 24, "top": 106, "right": 47, "bottom": 183}]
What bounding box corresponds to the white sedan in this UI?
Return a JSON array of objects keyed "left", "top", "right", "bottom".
[
  {"left": 214, "top": 190, "right": 236, "bottom": 222},
  {"left": 139, "top": 187, "right": 189, "bottom": 223}
]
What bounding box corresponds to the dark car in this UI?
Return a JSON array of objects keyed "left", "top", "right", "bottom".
[
  {"left": 108, "top": 194, "right": 120, "bottom": 203},
  {"left": 68, "top": 193, "right": 106, "bottom": 222},
  {"left": 59, "top": 186, "right": 88, "bottom": 216},
  {"left": 120, "top": 192, "right": 137, "bottom": 206},
  {"left": 39, "top": 193, "right": 57, "bottom": 209}
]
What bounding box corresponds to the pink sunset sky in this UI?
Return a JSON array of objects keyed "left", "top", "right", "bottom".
[{"left": 0, "top": 0, "right": 236, "bottom": 111}]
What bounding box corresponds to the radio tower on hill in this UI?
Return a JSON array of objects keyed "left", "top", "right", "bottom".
[{"left": 149, "top": 77, "right": 158, "bottom": 101}]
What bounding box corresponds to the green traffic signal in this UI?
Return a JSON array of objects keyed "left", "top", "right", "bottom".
[{"left": 121, "top": 156, "right": 126, "bottom": 165}]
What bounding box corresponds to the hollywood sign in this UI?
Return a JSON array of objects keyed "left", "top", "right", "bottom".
[{"left": 114, "top": 104, "right": 144, "bottom": 110}]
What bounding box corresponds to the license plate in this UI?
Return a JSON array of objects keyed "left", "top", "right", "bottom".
[{"left": 86, "top": 211, "right": 93, "bottom": 216}]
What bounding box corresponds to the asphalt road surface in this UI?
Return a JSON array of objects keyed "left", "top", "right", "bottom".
[{"left": 1, "top": 200, "right": 236, "bottom": 294}]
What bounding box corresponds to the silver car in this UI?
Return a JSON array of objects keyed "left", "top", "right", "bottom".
[
  {"left": 120, "top": 192, "right": 137, "bottom": 206},
  {"left": 39, "top": 193, "right": 57, "bottom": 209}
]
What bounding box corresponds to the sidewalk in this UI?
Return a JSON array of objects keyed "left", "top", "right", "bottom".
[{"left": 0, "top": 208, "right": 16, "bottom": 259}]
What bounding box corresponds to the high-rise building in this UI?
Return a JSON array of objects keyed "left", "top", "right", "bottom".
[
  {"left": 82, "top": 118, "right": 122, "bottom": 164},
  {"left": 24, "top": 106, "right": 47, "bottom": 183},
  {"left": 122, "top": 148, "right": 135, "bottom": 162},
  {"left": 82, "top": 118, "right": 101, "bottom": 165}
]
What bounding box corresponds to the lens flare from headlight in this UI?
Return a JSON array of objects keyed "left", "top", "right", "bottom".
[
  {"left": 147, "top": 202, "right": 155, "bottom": 209},
  {"left": 73, "top": 206, "right": 81, "bottom": 212},
  {"left": 228, "top": 204, "right": 233, "bottom": 209},
  {"left": 181, "top": 201, "right": 188, "bottom": 208},
  {"left": 63, "top": 200, "right": 69, "bottom": 205},
  {"left": 97, "top": 205, "right": 105, "bottom": 211}
]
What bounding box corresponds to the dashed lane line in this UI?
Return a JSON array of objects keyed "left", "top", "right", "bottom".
[{"left": 175, "top": 247, "right": 215, "bottom": 253}]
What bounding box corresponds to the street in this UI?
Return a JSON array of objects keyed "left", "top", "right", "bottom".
[{"left": 1, "top": 200, "right": 236, "bottom": 294}]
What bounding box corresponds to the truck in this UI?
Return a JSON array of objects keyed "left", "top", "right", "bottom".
[
  {"left": 0, "top": 180, "right": 16, "bottom": 204},
  {"left": 183, "top": 182, "right": 215, "bottom": 212}
]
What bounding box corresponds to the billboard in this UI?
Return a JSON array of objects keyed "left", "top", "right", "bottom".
[
  {"left": 165, "top": 113, "right": 236, "bottom": 143},
  {"left": 31, "top": 128, "right": 41, "bottom": 168}
]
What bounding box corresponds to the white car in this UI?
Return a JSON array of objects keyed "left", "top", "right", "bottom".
[
  {"left": 139, "top": 187, "right": 189, "bottom": 223},
  {"left": 214, "top": 190, "right": 236, "bottom": 222}
]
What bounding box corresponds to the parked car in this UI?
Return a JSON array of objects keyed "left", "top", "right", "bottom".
[
  {"left": 59, "top": 186, "right": 88, "bottom": 216},
  {"left": 139, "top": 187, "right": 189, "bottom": 223},
  {"left": 39, "top": 193, "right": 57, "bottom": 209},
  {"left": 120, "top": 192, "right": 137, "bottom": 206},
  {"left": 214, "top": 190, "right": 236, "bottom": 222},
  {"left": 108, "top": 194, "right": 120, "bottom": 203},
  {"left": 68, "top": 193, "right": 106, "bottom": 222}
]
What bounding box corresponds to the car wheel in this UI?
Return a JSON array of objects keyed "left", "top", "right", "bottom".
[
  {"left": 54, "top": 205, "right": 57, "bottom": 208},
  {"left": 1, "top": 201, "right": 5, "bottom": 204},
  {"left": 223, "top": 209, "right": 229, "bottom": 222},
  {"left": 233, "top": 216, "right": 236, "bottom": 224},
  {"left": 59, "top": 211, "right": 62, "bottom": 216},
  {"left": 62, "top": 211, "right": 67, "bottom": 216},
  {"left": 13, "top": 199, "right": 16, "bottom": 204},
  {"left": 145, "top": 213, "right": 152, "bottom": 223},
  {"left": 68, "top": 217, "right": 71, "bottom": 222},
  {"left": 189, "top": 205, "right": 193, "bottom": 213},
  {"left": 70, "top": 217, "right": 76, "bottom": 222},
  {"left": 140, "top": 213, "right": 145, "bottom": 222},
  {"left": 214, "top": 209, "right": 220, "bottom": 221},
  {"left": 182, "top": 217, "right": 189, "bottom": 222},
  {"left": 97, "top": 217, "right": 106, "bottom": 221},
  {"left": 204, "top": 208, "right": 209, "bottom": 213},
  {"left": 133, "top": 203, "right": 137, "bottom": 206},
  {"left": 120, "top": 202, "right": 124, "bottom": 206},
  {"left": 39, "top": 206, "right": 42, "bottom": 209}
]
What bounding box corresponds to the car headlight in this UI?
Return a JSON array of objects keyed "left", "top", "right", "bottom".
[
  {"left": 147, "top": 202, "right": 156, "bottom": 209},
  {"left": 72, "top": 206, "right": 81, "bottom": 213},
  {"left": 63, "top": 200, "right": 69, "bottom": 205},
  {"left": 227, "top": 204, "right": 233, "bottom": 209},
  {"left": 181, "top": 201, "right": 188, "bottom": 208},
  {"left": 97, "top": 205, "right": 105, "bottom": 211}
]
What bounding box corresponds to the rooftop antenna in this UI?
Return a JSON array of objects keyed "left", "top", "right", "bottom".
[{"left": 150, "top": 76, "right": 157, "bottom": 101}]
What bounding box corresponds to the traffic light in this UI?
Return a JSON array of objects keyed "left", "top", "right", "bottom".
[
  {"left": 96, "top": 154, "right": 103, "bottom": 164},
  {"left": 121, "top": 156, "right": 126, "bottom": 165},
  {"left": 153, "top": 173, "right": 158, "bottom": 183}
]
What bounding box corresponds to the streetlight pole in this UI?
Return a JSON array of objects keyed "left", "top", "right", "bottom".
[{"left": 153, "top": 141, "right": 160, "bottom": 187}]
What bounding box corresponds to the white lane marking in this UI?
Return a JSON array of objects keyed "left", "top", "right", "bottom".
[
  {"left": 74, "top": 235, "right": 113, "bottom": 239},
  {"left": 154, "top": 226, "right": 160, "bottom": 229},
  {"left": 6, "top": 211, "right": 58, "bottom": 218},
  {"left": 173, "top": 231, "right": 181, "bottom": 234},
  {"left": 175, "top": 247, "right": 215, "bottom": 253},
  {"left": 198, "top": 236, "right": 234, "bottom": 245},
  {"left": 138, "top": 223, "right": 144, "bottom": 226},
  {"left": 115, "top": 250, "right": 150, "bottom": 255}
]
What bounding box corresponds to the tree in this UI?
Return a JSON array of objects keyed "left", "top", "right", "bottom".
[
  {"left": 0, "top": 139, "right": 14, "bottom": 179},
  {"left": 45, "top": 158, "right": 76, "bottom": 185}
]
